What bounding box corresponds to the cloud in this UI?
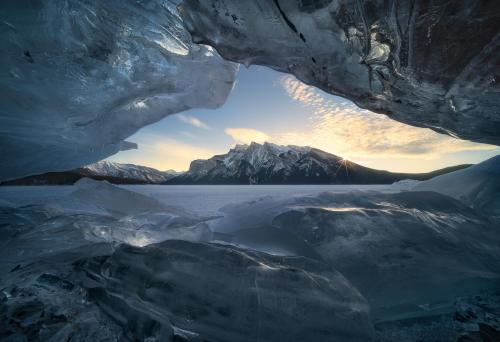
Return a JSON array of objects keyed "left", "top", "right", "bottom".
[
  {"left": 225, "top": 128, "right": 271, "bottom": 144},
  {"left": 277, "top": 75, "right": 497, "bottom": 159},
  {"left": 177, "top": 114, "right": 210, "bottom": 129}
]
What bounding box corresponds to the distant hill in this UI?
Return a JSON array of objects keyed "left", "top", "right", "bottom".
[
  {"left": 166, "top": 142, "right": 471, "bottom": 185},
  {"left": 1, "top": 161, "right": 180, "bottom": 185}
]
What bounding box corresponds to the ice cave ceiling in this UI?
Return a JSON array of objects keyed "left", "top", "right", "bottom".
[
  {"left": 1, "top": 0, "right": 499, "bottom": 180},
  {"left": 180, "top": 0, "right": 500, "bottom": 142}
]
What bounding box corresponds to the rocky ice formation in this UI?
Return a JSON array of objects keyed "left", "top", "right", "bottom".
[
  {"left": 168, "top": 141, "right": 470, "bottom": 185},
  {"left": 180, "top": 0, "right": 500, "bottom": 145},
  {"left": 0, "top": 0, "right": 237, "bottom": 181}
]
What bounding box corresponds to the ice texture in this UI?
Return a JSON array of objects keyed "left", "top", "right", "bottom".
[
  {"left": 0, "top": 196, "right": 373, "bottom": 341},
  {"left": 72, "top": 178, "right": 171, "bottom": 216},
  {"left": 211, "top": 190, "right": 500, "bottom": 323},
  {"left": 414, "top": 155, "right": 500, "bottom": 216},
  {"left": 76, "top": 240, "right": 373, "bottom": 342},
  {"left": 1, "top": 180, "right": 500, "bottom": 340},
  {"left": 179, "top": 0, "right": 500, "bottom": 145},
  {"left": 0, "top": 0, "right": 237, "bottom": 181}
]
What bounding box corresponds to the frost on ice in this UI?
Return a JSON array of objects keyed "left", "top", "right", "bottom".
[{"left": 0, "top": 0, "right": 237, "bottom": 181}]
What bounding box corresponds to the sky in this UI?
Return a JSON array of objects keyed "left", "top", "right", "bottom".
[{"left": 108, "top": 66, "right": 500, "bottom": 173}]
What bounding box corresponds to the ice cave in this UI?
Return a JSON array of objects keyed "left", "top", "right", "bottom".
[{"left": 0, "top": 1, "right": 499, "bottom": 341}]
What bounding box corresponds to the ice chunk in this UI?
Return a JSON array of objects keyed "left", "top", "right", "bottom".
[
  {"left": 0, "top": 0, "right": 237, "bottom": 181},
  {"left": 0, "top": 205, "right": 113, "bottom": 270},
  {"left": 390, "top": 179, "right": 421, "bottom": 191},
  {"left": 1, "top": 206, "right": 373, "bottom": 341},
  {"left": 0, "top": 206, "right": 124, "bottom": 341},
  {"left": 69, "top": 179, "right": 213, "bottom": 245},
  {"left": 223, "top": 226, "right": 322, "bottom": 260},
  {"left": 0, "top": 265, "right": 124, "bottom": 341},
  {"left": 414, "top": 155, "right": 500, "bottom": 216},
  {"left": 180, "top": 0, "right": 500, "bottom": 144},
  {"left": 211, "top": 189, "right": 500, "bottom": 323},
  {"left": 76, "top": 239, "right": 374, "bottom": 342},
  {"left": 72, "top": 178, "right": 174, "bottom": 216}
]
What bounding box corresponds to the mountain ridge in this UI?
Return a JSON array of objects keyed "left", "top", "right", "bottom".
[
  {"left": 1, "top": 143, "right": 472, "bottom": 185},
  {"left": 0, "top": 161, "right": 180, "bottom": 186},
  {"left": 166, "top": 142, "right": 471, "bottom": 185}
]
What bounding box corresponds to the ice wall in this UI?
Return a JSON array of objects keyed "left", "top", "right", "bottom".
[
  {"left": 180, "top": 0, "right": 500, "bottom": 145},
  {"left": 0, "top": 0, "right": 237, "bottom": 181}
]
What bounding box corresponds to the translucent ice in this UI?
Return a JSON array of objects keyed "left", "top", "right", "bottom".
[
  {"left": 180, "top": 0, "right": 500, "bottom": 144},
  {"left": 1, "top": 182, "right": 499, "bottom": 340},
  {"left": 0, "top": 0, "right": 237, "bottom": 181},
  {"left": 70, "top": 178, "right": 212, "bottom": 245},
  {"left": 71, "top": 178, "right": 171, "bottom": 216},
  {"left": 76, "top": 240, "right": 374, "bottom": 341},
  {"left": 211, "top": 190, "right": 500, "bottom": 322},
  {"left": 0, "top": 203, "right": 373, "bottom": 341}
]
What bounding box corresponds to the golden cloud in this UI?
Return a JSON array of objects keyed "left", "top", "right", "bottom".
[
  {"left": 225, "top": 128, "right": 271, "bottom": 144},
  {"left": 278, "top": 75, "right": 497, "bottom": 159}
]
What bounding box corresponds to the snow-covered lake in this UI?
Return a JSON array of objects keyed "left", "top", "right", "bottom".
[{"left": 0, "top": 184, "right": 397, "bottom": 216}]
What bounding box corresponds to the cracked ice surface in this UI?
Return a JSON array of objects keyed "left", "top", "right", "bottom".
[
  {"left": 0, "top": 0, "right": 237, "bottom": 181},
  {"left": 180, "top": 0, "right": 500, "bottom": 144}
]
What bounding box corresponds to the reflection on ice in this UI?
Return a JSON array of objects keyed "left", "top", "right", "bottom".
[{"left": 319, "top": 207, "right": 366, "bottom": 212}]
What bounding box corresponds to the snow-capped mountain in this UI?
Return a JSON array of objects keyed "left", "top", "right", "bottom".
[
  {"left": 2, "top": 145, "right": 470, "bottom": 186},
  {"left": 80, "top": 161, "right": 180, "bottom": 184},
  {"left": 167, "top": 142, "right": 469, "bottom": 185},
  {"left": 1, "top": 161, "right": 182, "bottom": 185}
]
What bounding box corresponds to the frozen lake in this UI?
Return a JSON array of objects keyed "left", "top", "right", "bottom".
[
  {"left": 1, "top": 164, "right": 499, "bottom": 341},
  {"left": 0, "top": 184, "right": 398, "bottom": 216}
]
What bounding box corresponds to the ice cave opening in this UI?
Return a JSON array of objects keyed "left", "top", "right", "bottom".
[{"left": 1, "top": 1, "right": 499, "bottom": 341}]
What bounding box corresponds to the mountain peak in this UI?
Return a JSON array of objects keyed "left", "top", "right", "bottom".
[
  {"left": 80, "top": 161, "right": 179, "bottom": 184},
  {"left": 170, "top": 143, "right": 357, "bottom": 185},
  {"left": 167, "top": 143, "right": 471, "bottom": 185},
  {"left": 233, "top": 141, "right": 313, "bottom": 154}
]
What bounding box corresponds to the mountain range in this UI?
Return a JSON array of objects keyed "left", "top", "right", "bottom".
[
  {"left": 167, "top": 142, "right": 470, "bottom": 185},
  {"left": 1, "top": 142, "right": 470, "bottom": 185},
  {"left": 0, "top": 161, "right": 180, "bottom": 185}
]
